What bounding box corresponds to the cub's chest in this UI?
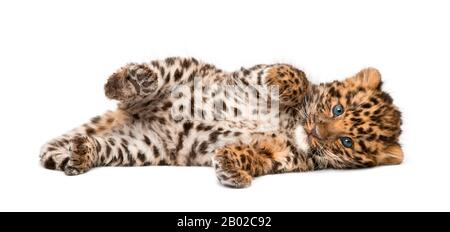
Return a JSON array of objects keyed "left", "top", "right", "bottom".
[{"left": 294, "top": 125, "right": 309, "bottom": 153}]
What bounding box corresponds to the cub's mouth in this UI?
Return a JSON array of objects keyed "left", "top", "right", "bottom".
[{"left": 306, "top": 126, "right": 330, "bottom": 149}]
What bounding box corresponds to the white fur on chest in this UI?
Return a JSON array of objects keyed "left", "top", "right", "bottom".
[{"left": 294, "top": 125, "right": 309, "bottom": 153}]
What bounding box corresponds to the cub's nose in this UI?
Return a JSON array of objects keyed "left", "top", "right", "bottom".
[{"left": 307, "top": 127, "right": 322, "bottom": 140}]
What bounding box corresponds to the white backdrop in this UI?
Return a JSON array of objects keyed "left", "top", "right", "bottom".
[{"left": 0, "top": 0, "right": 449, "bottom": 211}]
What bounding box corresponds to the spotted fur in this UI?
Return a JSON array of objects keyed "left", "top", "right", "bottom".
[{"left": 40, "top": 57, "right": 403, "bottom": 187}]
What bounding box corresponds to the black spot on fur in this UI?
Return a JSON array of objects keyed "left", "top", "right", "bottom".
[
  {"left": 367, "top": 134, "right": 376, "bottom": 141},
  {"left": 240, "top": 155, "right": 247, "bottom": 163},
  {"left": 196, "top": 124, "right": 204, "bottom": 131},
  {"left": 379, "top": 135, "right": 395, "bottom": 144},
  {"left": 358, "top": 141, "right": 369, "bottom": 153},
  {"left": 233, "top": 107, "right": 242, "bottom": 116},
  {"left": 60, "top": 157, "right": 69, "bottom": 170},
  {"left": 108, "top": 138, "right": 116, "bottom": 146},
  {"left": 209, "top": 131, "right": 221, "bottom": 143},
  {"left": 143, "top": 135, "right": 151, "bottom": 145},
  {"left": 128, "top": 154, "right": 135, "bottom": 166},
  {"left": 159, "top": 67, "right": 165, "bottom": 79},
  {"left": 257, "top": 73, "right": 262, "bottom": 85},
  {"left": 169, "top": 150, "right": 177, "bottom": 162},
  {"left": 153, "top": 146, "right": 160, "bottom": 158},
  {"left": 137, "top": 152, "right": 146, "bottom": 162},
  {"left": 311, "top": 158, "right": 322, "bottom": 170},
  {"left": 196, "top": 124, "right": 213, "bottom": 131},
  {"left": 174, "top": 69, "right": 183, "bottom": 82},
  {"left": 159, "top": 159, "right": 168, "bottom": 166},
  {"left": 162, "top": 102, "right": 173, "bottom": 111},
  {"left": 378, "top": 92, "right": 393, "bottom": 104},
  {"left": 176, "top": 133, "right": 184, "bottom": 152},
  {"left": 106, "top": 144, "right": 112, "bottom": 157},
  {"left": 361, "top": 103, "right": 372, "bottom": 109},
  {"left": 241, "top": 68, "right": 250, "bottom": 76},
  {"left": 272, "top": 160, "right": 282, "bottom": 171},
  {"left": 198, "top": 142, "right": 209, "bottom": 154},
  {"left": 158, "top": 117, "right": 166, "bottom": 125},
  {"left": 85, "top": 127, "right": 95, "bottom": 135},
  {"left": 189, "top": 140, "right": 199, "bottom": 161},
  {"left": 329, "top": 87, "right": 341, "bottom": 98},
  {"left": 181, "top": 59, "right": 191, "bottom": 69},
  {"left": 121, "top": 138, "right": 128, "bottom": 146},
  {"left": 94, "top": 139, "right": 102, "bottom": 153},
  {"left": 165, "top": 57, "right": 175, "bottom": 65},
  {"left": 151, "top": 60, "right": 160, "bottom": 68},
  {"left": 183, "top": 121, "right": 193, "bottom": 136},
  {"left": 106, "top": 156, "right": 116, "bottom": 166},
  {"left": 370, "top": 97, "right": 379, "bottom": 105},
  {"left": 117, "top": 149, "right": 124, "bottom": 164},
  {"left": 187, "top": 72, "right": 195, "bottom": 82},
  {"left": 90, "top": 116, "right": 101, "bottom": 124},
  {"left": 293, "top": 157, "right": 299, "bottom": 166}
]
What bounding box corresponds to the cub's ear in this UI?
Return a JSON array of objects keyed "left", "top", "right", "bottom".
[
  {"left": 346, "top": 67, "right": 382, "bottom": 90},
  {"left": 376, "top": 144, "right": 404, "bottom": 165}
]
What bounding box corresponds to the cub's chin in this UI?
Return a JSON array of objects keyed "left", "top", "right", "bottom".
[{"left": 294, "top": 125, "right": 310, "bottom": 154}]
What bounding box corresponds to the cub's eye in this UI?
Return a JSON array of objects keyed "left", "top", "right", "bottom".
[
  {"left": 340, "top": 137, "right": 353, "bottom": 148},
  {"left": 332, "top": 104, "right": 344, "bottom": 116}
]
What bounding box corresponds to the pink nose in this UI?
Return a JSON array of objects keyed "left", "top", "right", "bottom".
[{"left": 307, "top": 127, "right": 322, "bottom": 140}]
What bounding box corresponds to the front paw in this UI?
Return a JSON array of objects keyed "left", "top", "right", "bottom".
[
  {"left": 105, "top": 63, "right": 157, "bottom": 101},
  {"left": 104, "top": 66, "right": 138, "bottom": 101},
  {"left": 213, "top": 155, "right": 253, "bottom": 188},
  {"left": 64, "top": 136, "right": 96, "bottom": 176},
  {"left": 265, "top": 64, "right": 309, "bottom": 106},
  {"left": 216, "top": 169, "right": 252, "bottom": 188}
]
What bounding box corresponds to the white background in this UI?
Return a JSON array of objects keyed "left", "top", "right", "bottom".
[{"left": 0, "top": 0, "right": 449, "bottom": 212}]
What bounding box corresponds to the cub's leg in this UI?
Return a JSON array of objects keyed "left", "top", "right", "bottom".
[
  {"left": 264, "top": 64, "right": 310, "bottom": 106},
  {"left": 40, "top": 110, "right": 128, "bottom": 174},
  {"left": 231, "top": 63, "right": 309, "bottom": 107},
  {"left": 104, "top": 57, "right": 223, "bottom": 103},
  {"left": 213, "top": 134, "right": 310, "bottom": 188},
  {"left": 40, "top": 110, "right": 166, "bottom": 175},
  {"left": 103, "top": 58, "right": 309, "bottom": 106}
]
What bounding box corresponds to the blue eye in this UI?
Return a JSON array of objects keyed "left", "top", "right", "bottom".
[
  {"left": 332, "top": 104, "right": 344, "bottom": 116},
  {"left": 340, "top": 137, "right": 353, "bottom": 148}
]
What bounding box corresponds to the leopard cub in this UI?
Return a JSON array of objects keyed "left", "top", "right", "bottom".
[{"left": 40, "top": 57, "right": 403, "bottom": 188}]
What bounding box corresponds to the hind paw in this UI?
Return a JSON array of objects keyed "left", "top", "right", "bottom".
[{"left": 64, "top": 136, "right": 96, "bottom": 176}]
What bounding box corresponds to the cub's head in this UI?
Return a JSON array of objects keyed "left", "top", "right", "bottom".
[{"left": 302, "top": 68, "right": 403, "bottom": 169}]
